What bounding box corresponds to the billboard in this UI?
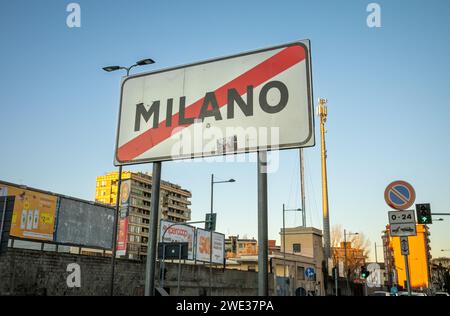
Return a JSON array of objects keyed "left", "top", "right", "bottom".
[
  {"left": 0, "top": 184, "right": 57, "bottom": 241},
  {"left": 159, "top": 220, "right": 195, "bottom": 260},
  {"left": 195, "top": 228, "right": 225, "bottom": 264},
  {"left": 55, "top": 197, "right": 115, "bottom": 249},
  {"left": 115, "top": 40, "right": 314, "bottom": 165},
  {"left": 116, "top": 207, "right": 129, "bottom": 257},
  {"left": 116, "top": 179, "right": 131, "bottom": 256}
]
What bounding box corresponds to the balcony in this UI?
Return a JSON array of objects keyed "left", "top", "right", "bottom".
[
  {"left": 167, "top": 201, "right": 190, "bottom": 212},
  {"left": 169, "top": 195, "right": 192, "bottom": 205},
  {"left": 165, "top": 209, "right": 191, "bottom": 220}
]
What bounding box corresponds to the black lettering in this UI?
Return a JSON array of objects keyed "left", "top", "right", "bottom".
[
  {"left": 227, "top": 86, "right": 253, "bottom": 119},
  {"left": 178, "top": 96, "right": 195, "bottom": 125},
  {"left": 259, "top": 81, "right": 289, "bottom": 114},
  {"left": 199, "top": 92, "right": 222, "bottom": 121},
  {"left": 134, "top": 101, "right": 160, "bottom": 132},
  {"left": 165, "top": 98, "right": 173, "bottom": 127}
]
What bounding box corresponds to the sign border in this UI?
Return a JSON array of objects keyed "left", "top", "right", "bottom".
[
  {"left": 114, "top": 40, "right": 314, "bottom": 166},
  {"left": 384, "top": 180, "right": 416, "bottom": 210}
]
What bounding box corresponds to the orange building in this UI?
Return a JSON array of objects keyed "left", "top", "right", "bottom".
[
  {"left": 384, "top": 224, "right": 431, "bottom": 289},
  {"left": 225, "top": 236, "right": 258, "bottom": 258}
]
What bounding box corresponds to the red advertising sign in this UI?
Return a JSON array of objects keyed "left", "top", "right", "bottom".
[{"left": 117, "top": 216, "right": 129, "bottom": 256}]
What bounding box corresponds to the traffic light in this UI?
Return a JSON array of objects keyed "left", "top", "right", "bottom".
[
  {"left": 231, "top": 236, "right": 237, "bottom": 253},
  {"left": 205, "top": 213, "right": 217, "bottom": 231},
  {"left": 360, "top": 266, "right": 370, "bottom": 279},
  {"left": 416, "top": 203, "right": 432, "bottom": 225}
]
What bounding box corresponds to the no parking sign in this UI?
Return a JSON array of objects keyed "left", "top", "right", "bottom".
[{"left": 384, "top": 180, "right": 416, "bottom": 210}]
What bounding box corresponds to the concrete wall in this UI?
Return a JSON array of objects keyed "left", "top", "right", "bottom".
[{"left": 0, "top": 248, "right": 273, "bottom": 296}]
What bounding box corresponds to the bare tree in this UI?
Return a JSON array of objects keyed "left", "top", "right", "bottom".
[{"left": 330, "top": 225, "right": 371, "bottom": 280}]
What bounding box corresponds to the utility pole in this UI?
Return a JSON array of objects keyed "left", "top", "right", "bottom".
[
  {"left": 318, "top": 98, "right": 331, "bottom": 261},
  {"left": 375, "top": 242, "right": 378, "bottom": 263}
]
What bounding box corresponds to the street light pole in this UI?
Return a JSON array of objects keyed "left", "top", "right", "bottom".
[
  {"left": 109, "top": 165, "right": 122, "bottom": 296},
  {"left": 103, "top": 57, "right": 155, "bottom": 296},
  {"left": 209, "top": 174, "right": 236, "bottom": 296},
  {"left": 282, "top": 204, "right": 302, "bottom": 294}
]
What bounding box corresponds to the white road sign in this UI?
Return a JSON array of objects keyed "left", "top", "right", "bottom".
[
  {"left": 388, "top": 210, "right": 415, "bottom": 224},
  {"left": 388, "top": 210, "right": 417, "bottom": 237},
  {"left": 115, "top": 40, "right": 314, "bottom": 165},
  {"left": 390, "top": 223, "right": 417, "bottom": 237}
]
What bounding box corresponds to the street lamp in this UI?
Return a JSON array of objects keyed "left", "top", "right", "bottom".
[
  {"left": 103, "top": 58, "right": 155, "bottom": 76},
  {"left": 282, "top": 204, "right": 302, "bottom": 284},
  {"left": 103, "top": 57, "right": 155, "bottom": 296},
  {"left": 209, "top": 174, "right": 236, "bottom": 295},
  {"left": 344, "top": 229, "right": 359, "bottom": 295}
]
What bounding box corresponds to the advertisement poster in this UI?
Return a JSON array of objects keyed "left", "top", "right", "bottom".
[
  {"left": 0, "top": 184, "right": 57, "bottom": 241},
  {"left": 160, "top": 220, "right": 195, "bottom": 260},
  {"left": 116, "top": 180, "right": 131, "bottom": 256},
  {"left": 195, "top": 228, "right": 225, "bottom": 264},
  {"left": 116, "top": 206, "right": 129, "bottom": 256},
  {"left": 120, "top": 180, "right": 131, "bottom": 206}
]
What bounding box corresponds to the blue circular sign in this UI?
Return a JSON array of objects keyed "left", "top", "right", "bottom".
[{"left": 305, "top": 267, "right": 315, "bottom": 279}]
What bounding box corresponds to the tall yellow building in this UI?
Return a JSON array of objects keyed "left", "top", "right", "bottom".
[
  {"left": 95, "top": 171, "right": 192, "bottom": 260},
  {"left": 383, "top": 224, "right": 431, "bottom": 290}
]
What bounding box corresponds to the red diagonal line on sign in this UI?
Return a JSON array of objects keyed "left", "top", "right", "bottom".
[
  {"left": 390, "top": 187, "right": 408, "bottom": 205},
  {"left": 117, "top": 45, "right": 306, "bottom": 162}
]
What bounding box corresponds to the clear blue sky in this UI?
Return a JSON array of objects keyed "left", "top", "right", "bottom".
[{"left": 1, "top": 0, "right": 450, "bottom": 261}]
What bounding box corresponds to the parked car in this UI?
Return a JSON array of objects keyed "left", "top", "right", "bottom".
[
  {"left": 398, "top": 291, "right": 426, "bottom": 296},
  {"left": 369, "top": 291, "right": 391, "bottom": 296}
]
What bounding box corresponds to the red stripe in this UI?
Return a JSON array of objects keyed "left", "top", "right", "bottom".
[{"left": 117, "top": 45, "right": 306, "bottom": 162}]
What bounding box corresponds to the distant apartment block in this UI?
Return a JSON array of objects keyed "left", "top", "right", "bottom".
[{"left": 95, "top": 171, "right": 192, "bottom": 260}]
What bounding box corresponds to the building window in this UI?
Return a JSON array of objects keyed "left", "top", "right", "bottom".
[
  {"left": 248, "top": 265, "right": 256, "bottom": 272},
  {"left": 293, "top": 243, "right": 301, "bottom": 253},
  {"left": 297, "top": 266, "right": 305, "bottom": 280}
]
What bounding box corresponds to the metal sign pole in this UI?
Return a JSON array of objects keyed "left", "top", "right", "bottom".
[
  {"left": 403, "top": 236, "right": 412, "bottom": 296},
  {"left": 145, "top": 161, "right": 162, "bottom": 296},
  {"left": 257, "top": 151, "right": 269, "bottom": 296},
  {"left": 177, "top": 243, "right": 182, "bottom": 295},
  {"left": 209, "top": 174, "right": 214, "bottom": 296},
  {"left": 160, "top": 243, "right": 166, "bottom": 289},
  {"left": 282, "top": 204, "right": 286, "bottom": 280},
  {"left": 334, "top": 265, "right": 338, "bottom": 296},
  {"left": 299, "top": 148, "right": 306, "bottom": 227}
]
